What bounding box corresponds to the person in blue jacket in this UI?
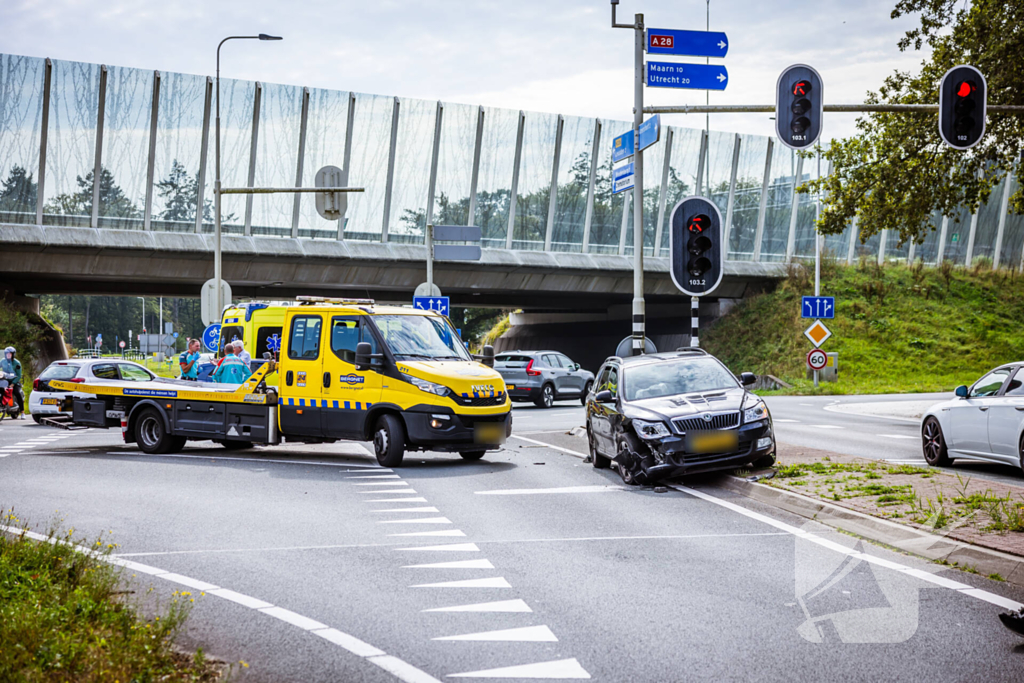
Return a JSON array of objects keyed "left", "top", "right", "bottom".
[{"left": 212, "top": 345, "right": 252, "bottom": 384}]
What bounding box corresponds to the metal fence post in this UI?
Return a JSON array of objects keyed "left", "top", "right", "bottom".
[
  {"left": 695, "top": 130, "right": 708, "bottom": 196},
  {"left": 785, "top": 155, "right": 804, "bottom": 263},
  {"left": 467, "top": 105, "right": 484, "bottom": 226},
  {"left": 544, "top": 114, "right": 564, "bottom": 251},
  {"left": 993, "top": 173, "right": 1014, "bottom": 269},
  {"left": 846, "top": 217, "right": 858, "bottom": 264},
  {"left": 143, "top": 70, "right": 161, "bottom": 231},
  {"left": 907, "top": 235, "right": 916, "bottom": 264},
  {"left": 752, "top": 138, "right": 773, "bottom": 261},
  {"left": 195, "top": 77, "right": 213, "bottom": 234},
  {"left": 877, "top": 229, "right": 887, "bottom": 265},
  {"left": 35, "top": 58, "right": 52, "bottom": 226},
  {"left": 381, "top": 97, "right": 400, "bottom": 241},
  {"left": 722, "top": 133, "right": 740, "bottom": 258},
  {"left": 423, "top": 101, "right": 443, "bottom": 237},
  {"left": 291, "top": 86, "right": 309, "bottom": 238},
  {"left": 505, "top": 110, "right": 525, "bottom": 250},
  {"left": 618, "top": 191, "right": 630, "bottom": 255},
  {"left": 936, "top": 214, "right": 949, "bottom": 263},
  {"left": 91, "top": 64, "right": 108, "bottom": 228},
  {"left": 243, "top": 81, "right": 262, "bottom": 236},
  {"left": 338, "top": 92, "right": 355, "bottom": 240},
  {"left": 582, "top": 118, "right": 601, "bottom": 254},
  {"left": 964, "top": 200, "right": 980, "bottom": 266},
  {"left": 653, "top": 127, "right": 673, "bottom": 257}
]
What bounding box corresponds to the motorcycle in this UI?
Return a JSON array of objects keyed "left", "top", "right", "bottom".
[{"left": 0, "top": 372, "right": 22, "bottom": 420}]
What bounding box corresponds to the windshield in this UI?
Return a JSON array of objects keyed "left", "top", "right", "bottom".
[
  {"left": 372, "top": 315, "right": 471, "bottom": 361},
  {"left": 40, "top": 364, "right": 82, "bottom": 380},
  {"left": 623, "top": 357, "right": 738, "bottom": 401}
]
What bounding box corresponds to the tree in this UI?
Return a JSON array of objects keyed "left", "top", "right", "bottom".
[
  {"left": 810, "top": 0, "right": 1024, "bottom": 248},
  {"left": 0, "top": 165, "right": 37, "bottom": 214},
  {"left": 44, "top": 167, "right": 141, "bottom": 218},
  {"left": 155, "top": 159, "right": 221, "bottom": 223}
]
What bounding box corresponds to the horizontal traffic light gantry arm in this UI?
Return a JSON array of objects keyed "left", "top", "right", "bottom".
[{"left": 643, "top": 104, "right": 1024, "bottom": 114}]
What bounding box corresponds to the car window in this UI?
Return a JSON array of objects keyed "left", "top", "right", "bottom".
[
  {"left": 92, "top": 364, "right": 119, "bottom": 380},
  {"left": 556, "top": 354, "right": 574, "bottom": 369},
  {"left": 1002, "top": 368, "right": 1024, "bottom": 396},
  {"left": 219, "top": 325, "right": 244, "bottom": 357},
  {"left": 118, "top": 364, "right": 152, "bottom": 382},
  {"left": 598, "top": 365, "right": 618, "bottom": 397},
  {"left": 543, "top": 354, "right": 562, "bottom": 368},
  {"left": 331, "top": 317, "right": 377, "bottom": 364},
  {"left": 495, "top": 354, "right": 532, "bottom": 366},
  {"left": 623, "top": 357, "right": 738, "bottom": 401},
  {"left": 288, "top": 316, "right": 323, "bottom": 360},
  {"left": 255, "top": 326, "right": 283, "bottom": 360},
  {"left": 971, "top": 368, "right": 1011, "bottom": 397},
  {"left": 40, "top": 364, "right": 82, "bottom": 380}
]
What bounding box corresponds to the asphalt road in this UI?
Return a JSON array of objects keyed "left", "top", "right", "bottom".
[{"left": 3, "top": 412, "right": 1024, "bottom": 682}]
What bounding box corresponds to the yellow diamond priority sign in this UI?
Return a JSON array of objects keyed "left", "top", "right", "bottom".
[{"left": 804, "top": 320, "right": 832, "bottom": 348}]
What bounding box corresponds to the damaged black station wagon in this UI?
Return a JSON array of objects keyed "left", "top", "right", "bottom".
[{"left": 585, "top": 349, "right": 775, "bottom": 485}]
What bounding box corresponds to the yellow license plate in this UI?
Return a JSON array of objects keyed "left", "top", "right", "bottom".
[
  {"left": 474, "top": 422, "right": 506, "bottom": 445},
  {"left": 506, "top": 385, "right": 515, "bottom": 391},
  {"left": 41, "top": 398, "right": 61, "bottom": 405},
  {"left": 685, "top": 430, "right": 739, "bottom": 454}
]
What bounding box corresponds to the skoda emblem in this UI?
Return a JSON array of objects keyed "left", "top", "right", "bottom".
[{"left": 702, "top": 413, "right": 713, "bottom": 422}]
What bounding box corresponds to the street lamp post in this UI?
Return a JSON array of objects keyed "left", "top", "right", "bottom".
[
  {"left": 215, "top": 34, "right": 282, "bottom": 318},
  {"left": 137, "top": 297, "right": 145, "bottom": 353}
]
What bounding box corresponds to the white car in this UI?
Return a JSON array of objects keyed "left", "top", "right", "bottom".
[
  {"left": 921, "top": 363, "right": 1024, "bottom": 472},
  {"left": 30, "top": 359, "right": 156, "bottom": 423}
]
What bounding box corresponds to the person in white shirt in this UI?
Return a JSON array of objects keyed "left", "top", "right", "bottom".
[{"left": 234, "top": 340, "right": 252, "bottom": 367}]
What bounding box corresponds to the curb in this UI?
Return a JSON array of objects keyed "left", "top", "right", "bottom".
[{"left": 722, "top": 476, "right": 1024, "bottom": 588}]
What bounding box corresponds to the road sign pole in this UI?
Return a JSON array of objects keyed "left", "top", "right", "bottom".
[
  {"left": 426, "top": 223, "right": 434, "bottom": 294},
  {"left": 691, "top": 296, "right": 699, "bottom": 348},
  {"left": 814, "top": 149, "right": 821, "bottom": 388},
  {"left": 632, "top": 12, "right": 645, "bottom": 356}
]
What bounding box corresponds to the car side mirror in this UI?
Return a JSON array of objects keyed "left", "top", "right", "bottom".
[
  {"left": 263, "top": 352, "right": 272, "bottom": 360},
  {"left": 571, "top": 363, "right": 581, "bottom": 371},
  {"left": 474, "top": 345, "right": 495, "bottom": 368},
  {"left": 955, "top": 384, "right": 969, "bottom": 398},
  {"left": 354, "top": 342, "right": 384, "bottom": 372},
  {"left": 740, "top": 372, "right": 757, "bottom": 387},
  {"left": 594, "top": 389, "right": 614, "bottom": 403}
]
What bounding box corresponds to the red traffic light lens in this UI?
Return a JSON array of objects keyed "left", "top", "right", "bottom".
[
  {"left": 687, "top": 214, "right": 710, "bottom": 233},
  {"left": 955, "top": 80, "right": 976, "bottom": 98},
  {"left": 792, "top": 80, "right": 812, "bottom": 97}
]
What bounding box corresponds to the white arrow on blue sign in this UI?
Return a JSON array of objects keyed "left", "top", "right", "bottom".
[
  {"left": 646, "top": 62, "right": 728, "bottom": 91},
  {"left": 612, "top": 163, "right": 635, "bottom": 195},
  {"left": 801, "top": 296, "right": 835, "bottom": 319},
  {"left": 646, "top": 28, "right": 728, "bottom": 58},
  {"left": 413, "top": 296, "right": 450, "bottom": 317}
]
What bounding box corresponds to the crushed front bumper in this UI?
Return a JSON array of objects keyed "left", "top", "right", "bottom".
[{"left": 645, "top": 420, "right": 774, "bottom": 477}]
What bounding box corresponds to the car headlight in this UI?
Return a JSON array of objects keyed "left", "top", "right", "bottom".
[
  {"left": 744, "top": 401, "right": 767, "bottom": 424},
  {"left": 633, "top": 419, "right": 671, "bottom": 440},
  {"left": 406, "top": 375, "right": 449, "bottom": 397}
]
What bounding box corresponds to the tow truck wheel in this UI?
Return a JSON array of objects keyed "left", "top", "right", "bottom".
[
  {"left": 135, "top": 408, "right": 184, "bottom": 454},
  {"left": 374, "top": 413, "right": 406, "bottom": 467},
  {"left": 459, "top": 450, "right": 486, "bottom": 461}
]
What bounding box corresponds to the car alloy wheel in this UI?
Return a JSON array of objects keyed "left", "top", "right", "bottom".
[
  {"left": 542, "top": 385, "right": 554, "bottom": 408},
  {"left": 922, "top": 417, "right": 951, "bottom": 467}
]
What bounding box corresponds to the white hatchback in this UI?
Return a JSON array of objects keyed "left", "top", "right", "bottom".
[
  {"left": 921, "top": 363, "right": 1024, "bottom": 472},
  {"left": 30, "top": 359, "right": 156, "bottom": 423}
]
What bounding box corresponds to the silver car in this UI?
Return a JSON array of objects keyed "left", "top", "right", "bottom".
[
  {"left": 29, "top": 359, "right": 156, "bottom": 423},
  {"left": 495, "top": 351, "right": 595, "bottom": 409}
]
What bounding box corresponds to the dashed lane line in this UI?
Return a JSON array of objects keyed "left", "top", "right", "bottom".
[
  {"left": 877, "top": 434, "right": 919, "bottom": 440},
  {"left": 398, "top": 543, "right": 480, "bottom": 552},
  {"left": 412, "top": 577, "right": 513, "bottom": 589},
  {"left": 433, "top": 625, "right": 557, "bottom": 642},
  {"left": 366, "top": 497, "right": 429, "bottom": 503},
  {"left": 389, "top": 530, "right": 467, "bottom": 537},
  {"left": 423, "top": 599, "right": 532, "bottom": 613},
  {"left": 102, "top": 452, "right": 387, "bottom": 470},
  {"left": 378, "top": 517, "right": 453, "bottom": 525},
  {"left": 404, "top": 560, "right": 495, "bottom": 570},
  {"left": 508, "top": 434, "right": 586, "bottom": 459},
  {"left": 375, "top": 507, "right": 441, "bottom": 513},
  {"left": 0, "top": 524, "right": 442, "bottom": 683}
]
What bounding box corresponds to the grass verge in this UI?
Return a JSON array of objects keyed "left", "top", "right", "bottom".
[{"left": 0, "top": 512, "right": 225, "bottom": 682}]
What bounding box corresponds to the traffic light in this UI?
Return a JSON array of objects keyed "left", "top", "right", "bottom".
[
  {"left": 669, "top": 196, "right": 724, "bottom": 297},
  {"left": 776, "top": 64, "right": 823, "bottom": 150},
  {"left": 939, "top": 65, "right": 986, "bottom": 149}
]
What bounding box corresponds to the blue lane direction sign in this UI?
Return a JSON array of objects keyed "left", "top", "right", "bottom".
[
  {"left": 612, "top": 129, "right": 634, "bottom": 163},
  {"left": 413, "top": 296, "right": 450, "bottom": 317},
  {"left": 202, "top": 324, "right": 221, "bottom": 352},
  {"left": 612, "top": 162, "right": 635, "bottom": 195},
  {"left": 638, "top": 115, "right": 660, "bottom": 152},
  {"left": 646, "top": 28, "right": 728, "bottom": 58},
  {"left": 801, "top": 296, "right": 835, "bottom": 319},
  {"left": 646, "top": 62, "right": 728, "bottom": 91}
]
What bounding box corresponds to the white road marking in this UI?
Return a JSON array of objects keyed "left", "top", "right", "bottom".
[
  {"left": 354, "top": 481, "right": 411, "bottom": 487},
  {"left": 104, "top": 452, "right": 386, "bottom": 469},
  {"left": 346, "top": 474, "right": 402, "bottom": 479},
  {"left": 671, "top": 485, "right": 1024, "bottom": 611},
  {"left": 379, "top": 517, "right": 452, "bottom": 525},
  {"left": 800, "top": 403, "right": 814, "bottom": 406},
  {"left": 375, "top": 507, "right": 440, "bottom": 513},
  {"left": 772, "top": 419, "right": 799, "bottom": 423},
  {"left": 448, "top": 658, "right": 590, "bottom": 679},
  {"left": 389, "top": 530, "right": 467, "bottom": 538},
  {"left": 434, "top": 625, "right": 557, "bottom": 642},
  {"left": 398, "top": 543, "right": 480, "bottom": 552},
  {"left": 0, "top": 524, "right": 443, "bottom": 683},
  {"left": 403, "top": 559, "right": 495, "bottom": 570},
  {"left": 476, "top": 485, "right": 624, "bottom": 496},
  {"left": 877, "top": 434, "right": 918, "bottom": 440},
  {"left": 423, "top": 599, "right": 532, "bottom": 613},
  {"left": 809, "top": 425, "right": 844, "bottom": 429},
  {"left": 365, "top": 497, "right": 429, "bottom": 503},
  {"left": 508, "top": 434, "right": 586, "bottom": 459},
  {"left": 412, "top": 577, "right": 512, "bottom": 589},
  {"left": 362, "top": 489, "right": 418, "bottom": 494}
]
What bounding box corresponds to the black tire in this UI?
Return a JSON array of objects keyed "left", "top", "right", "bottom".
[
  {"left": 1018, "top": 435, "right": 1024, "bottom": 477},
  {"left": 32, "top": 414, "right": 43, "bottom": 424},
  {"left": 534, "top": 384, "right": 555, "bottom": 409},
  {"left": 134, "top": 408, "right": 184, "bottom": 454},
  {"left": 580, "top": 381, "right": 593, "bottom": 406},
  {"left": 753, "top": 452, "right": 776, "bottom": 468},
  {"left": 219, "top": 440, "right": 253, "bottom": 450},
  {"left": 589, "top": 424, "right": 610, "bottom": 469},
  {"left": 373, "top": 413, "right": 407, "bottom": 467},
  {"left": 460, "top": 450, "right": 486, "bottom": 461},
  {"left": 922, "top": 417, "right": 951, "bottom": 467}
]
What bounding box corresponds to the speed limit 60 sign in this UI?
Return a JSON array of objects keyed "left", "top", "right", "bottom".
[{"left": 807, "top": 349, "right": 827, "bottom": 371}]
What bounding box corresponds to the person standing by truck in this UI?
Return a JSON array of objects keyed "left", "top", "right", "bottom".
[
  {"left": 178, "top": 339, "right": 201, "bottom": 381},
  {"left": 212, "top": 344, "right": 252, "bottom": 384},
  {"left": 1, "top": 346, "right": 24, "bottom": 417}
]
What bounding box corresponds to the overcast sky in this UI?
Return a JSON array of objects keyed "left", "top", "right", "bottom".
[{"left": 3, "top": 0, "right": 928, "bottom": 140}]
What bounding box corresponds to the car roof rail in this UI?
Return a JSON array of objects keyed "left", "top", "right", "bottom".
[{"left": 675, "top": 347, "right": 709, "bottom": 355}]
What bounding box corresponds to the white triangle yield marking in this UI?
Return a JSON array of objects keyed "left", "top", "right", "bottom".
[
  {"left": 412, "top": 577, "right": 511, "bottom": 589},
  {"left": 365, "top": 497, "right": 429, "bottom": 503},
  {"left": 434, "top": 625, "right": 556, "bottom": 642},
  {"left": 379, "top": 517, "right": 452, "bottom": 524},
  {"left": 404, "top": 559, "right": 494, "bottom": 569},
  {"left": 423, "top": 599, "right": 532, "bottom": 613},
  {"left": 389, "top": 529, "right": 466, "bottom": 537},
  {"left": 345, "top": 474, "right": 402, "bottom": 479},
  {"left": 447, "top": 657, "right": 591, "bottom": 679},
  {"left": 375, "top": 507, "right": 440, "bottom": 513},
  {"left": 397, "top": 543, "right": 480, "bottom": 552}
]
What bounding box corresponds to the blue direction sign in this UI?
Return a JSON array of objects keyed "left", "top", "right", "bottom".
[
  {"left": 612, "top": 129, "right": 634, "bottom": 163},
  {"left": 638, "top": 115, "right": 660, "bottom": 152},
  {"left": 413, "top": 296, "right": 450, "bottom": 317},
  {"left": 646, "top": 28, "right": 728, "bottom": 58},
  {"left": 202, "top": 324, "right": 221, "bottom": 352},
  {"left": 801, "top": 296, "right": 835, "bottom": 319},
  {"left": 647, "top": 62, "right": 728, "bottom": 91},
  {"left": 612, "top": 163, "right": 635, "bottom": 194}
]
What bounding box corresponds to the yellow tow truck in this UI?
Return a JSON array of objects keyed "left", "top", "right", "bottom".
[{"left": 52, "top": 298, "right": 510, "bottom": 466}]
